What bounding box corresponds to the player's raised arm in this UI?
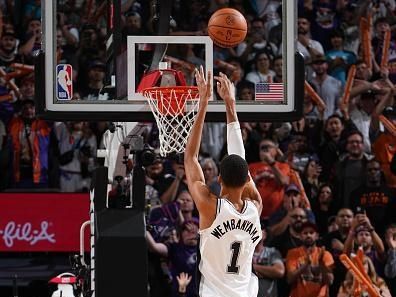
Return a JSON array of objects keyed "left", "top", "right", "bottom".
[
  {"left": 184, "top": 67, "right": 215, "bottom": 213},
  {"left": 214, "top": 72, "right": 263, "bottom": 213}
]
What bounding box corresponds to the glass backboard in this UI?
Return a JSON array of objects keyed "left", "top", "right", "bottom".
[{"left": 36, "top": 0, "right": 304, "bottom": 122}]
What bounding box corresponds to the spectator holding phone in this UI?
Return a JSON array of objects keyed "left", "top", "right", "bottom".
[
  {"left": 18, "top": 18, "right": 41, "bottom": 61},
  {"left": 344, "top": 213, "right": 386, "bottom": 275}
]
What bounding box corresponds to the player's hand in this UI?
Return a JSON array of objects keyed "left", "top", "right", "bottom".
[
  {"left": 195, "top": 65, "right": 212, "bottom": 106},
  {"left": 214, "top": 72, "right": 235, "bottom": 104}
]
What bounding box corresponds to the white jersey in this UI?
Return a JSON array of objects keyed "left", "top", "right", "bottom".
[{"left": 198, "top": 198, "right": 262, "bottom": 297}]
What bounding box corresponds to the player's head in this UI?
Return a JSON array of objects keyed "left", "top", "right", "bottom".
[{"left": 219, "top": 154, "right": 249, "bottom": 189}]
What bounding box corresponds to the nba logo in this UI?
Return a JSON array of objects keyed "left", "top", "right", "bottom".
[{"left": 56, "top": 64, "right": 73, "bottom": 100}]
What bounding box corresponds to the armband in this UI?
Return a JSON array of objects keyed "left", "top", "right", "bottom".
[{"left": 227, "top": 121, "right": 245, "bottom": 158}]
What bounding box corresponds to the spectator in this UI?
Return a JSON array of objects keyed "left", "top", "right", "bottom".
[
  {"left": 249, "top": 138, "right": 290, "bottom": 218},
  {"left": 201, "top": 121, "right": 226, "bottom": 162},
  {"left": 237, "top": 18, "right": 278, "bottom": 66},
  {"left": 56, "top": 20, "right": 79, "bottom": 66},
  {"left": 325, "top": 29, "right": 357, "bottom": 84},
  {"left": 322, "top": 208, "right": 354, "bottom": 297},
  {"left": 302, "top": 158, "right": 322, "bottom": 203},
  {"left": 122, "top": 11, "right": 145, "bottom": 39},
  {"left": 236, "top": 80, "right": 255, "bottom": 101},
  {"left": 250, "top": 0, "right": 281, "bottom": 37},
  {"left": 269, "top": 207, "right": 307, "bottom": 258},
  {"left": 372, "top": 17, "right": 396, "bottom": 83},
  {"left": 269, "top": 206, "right": 307, "bottom": 297},
  {"left": 286, "top": 132, "right": 316, "bottom": 174},
  {"left": 302, "top": 84, "right": 325, "bottom": 151},
  {"left": 76, "top": 24, "right": 103, "bottom": 88},
  {"left": 344, "top": 215, "right": 386, "bottom": 275},
  {"left": 145, "top": 156, "right": 166, "bottom": 207},
  {"left": 372, "top": 107, "right": 396, "bottom": 189},
  {"left": 286, "top": 221, "right": 334, "bottom": 297},
  {"left": 0, "top": 30, "right": 20, "bottom": 68},
  {"left": 310, "top": 54, "right": 343, "bottom": 119},
  {"left": 337, "top": 256, "right": 391, "bottom": 297},
  {"left": 79, "top": 60, "right": 109, "bottom": 100},
  {"left": 7, "top": 99, "right": 51, "bottom": 189},
  {"left": 146, "top": 220, "right": 199, "bottom": 297},
  {"left": 52, "top": 121, "right": 96, "bottom": 192},
  {"left": 18, "top": 73, "right": 35, "bottom": 101},
  {"left": 384, "top": 224, "right": 396, "bottom": 296},
  {"left": 350, "top": 159, "right": 396, "bottom": 236},
  {"left": 160, "top": 155, "right": 189, "bottom": 203},
  {"left": 349, "top": 88, "right": 392, "bottom": 154},
  {"left": 175, "top": 190, "right": 197, "bottom": 224},
  {"left": 319, "top": 114, "right": 356, "bottom": 181},
  {"left": 334, "top": 130, "right": 373, "bottom": 207},
  {"left": 253, "top": 225, "right": 285, "bottom": 297},
  {"left": 308, "top": 1, "right": 341, "bottom": 51},
  {"left": 312, "top": 184, "right": 337, "bottom": 236},
  {"left": 327, "top": 215, "right": 338, "bottom": 233},
  {"left": 18, "top": 18, "right": 41, "bottom": 61},
  {"left": 272, "top": 55, "right": 283, "bottom": 83},
  {"left": 268, "top": 183, "right": 315, "bottom": 237},
  {"left": 222, "top": 56, "right": 245, "bottom": 88},
  {"left": 245, "top": 50, "right": 275, "bottom": 84},
  {"left": 296, "top": 15, "right": 324, "bottom": 65},
  {"left": 200, "top": 157, "right": 220, "bottom": 196}
]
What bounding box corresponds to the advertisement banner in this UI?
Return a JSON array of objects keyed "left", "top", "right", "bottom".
[{"left": 0, "top": 193, "right": 90, "bottom": 252}]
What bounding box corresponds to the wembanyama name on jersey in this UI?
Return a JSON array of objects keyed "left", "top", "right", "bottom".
[{"left": 210, "top": 218, "right": 260, "bottom": 243}]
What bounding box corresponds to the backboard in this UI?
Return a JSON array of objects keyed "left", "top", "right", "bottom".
[{"left": 37, "top": 0, "right": 304, "bottom": 122}]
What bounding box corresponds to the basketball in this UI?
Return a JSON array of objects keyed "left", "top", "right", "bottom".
[{"left": 208, "top": 8, "right": 247, "bottom": 48}]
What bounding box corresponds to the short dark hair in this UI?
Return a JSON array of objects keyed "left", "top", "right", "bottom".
[
  {"left": 329, "top": 28, "right": 345, "bottom": 39},
  {"left": 346, "top": 129, "right": 364, "bottom": 141},
  {"left": 219, "top": 154, "right": 249, "bottom": 188},
  {"left": 375, "top": 17, "right": 390, "bottom": 27}
]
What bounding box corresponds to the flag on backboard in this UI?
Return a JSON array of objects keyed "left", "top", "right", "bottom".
[{"left": 255, "top": 83, "right": 284, "bottom": 101}]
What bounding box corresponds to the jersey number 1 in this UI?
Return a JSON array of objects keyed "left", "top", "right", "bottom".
[{"left": 227, "top": 241, "right": 241, "bottom": 274}]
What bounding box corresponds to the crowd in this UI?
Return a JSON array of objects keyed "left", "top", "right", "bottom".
[{"left": 0, "top": 0, "right": 396, "bottom": 297}]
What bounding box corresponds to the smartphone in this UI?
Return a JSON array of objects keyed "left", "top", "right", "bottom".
[{"left": 355, "top": 206, "right": 366, "bottom": 215}]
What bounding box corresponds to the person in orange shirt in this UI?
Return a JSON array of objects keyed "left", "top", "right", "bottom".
[
  {"left": 286, "top": 221, "right": 334, "bottom": 297},
  {"left": 249, "top": 138, "right": 290, "bottom": 219},
  {"left": 372, "top": 107, "right": 396, "bottom": 188}
]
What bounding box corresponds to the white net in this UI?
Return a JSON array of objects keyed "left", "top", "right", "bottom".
[{"left": 142, "top": 86, "right": 200, "bottom": 156}]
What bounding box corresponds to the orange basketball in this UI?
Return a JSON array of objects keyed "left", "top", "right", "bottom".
[{"left": 208, "top": 8, "right": 247, "bottom": 48}]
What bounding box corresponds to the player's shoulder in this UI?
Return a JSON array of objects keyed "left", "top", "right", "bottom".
[{"left": 189, "top": 181, "right": 217, "bottom": 209}]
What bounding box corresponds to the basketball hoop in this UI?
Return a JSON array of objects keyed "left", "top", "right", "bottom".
[{"left": 142, "top": 86, "right": 200, "bottom": 156}]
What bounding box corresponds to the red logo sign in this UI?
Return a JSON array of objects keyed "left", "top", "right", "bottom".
[{"left": 0, "top": 193, "right": 90, "bottom": 251}]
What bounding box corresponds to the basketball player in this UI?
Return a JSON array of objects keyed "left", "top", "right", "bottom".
[{"left": 184, "top": 66, "right": 263, "bottom": 297}]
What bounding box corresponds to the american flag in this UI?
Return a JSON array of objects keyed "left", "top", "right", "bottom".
[{"left": 255, "top": 83, "right": 284, "bottom": 101}]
